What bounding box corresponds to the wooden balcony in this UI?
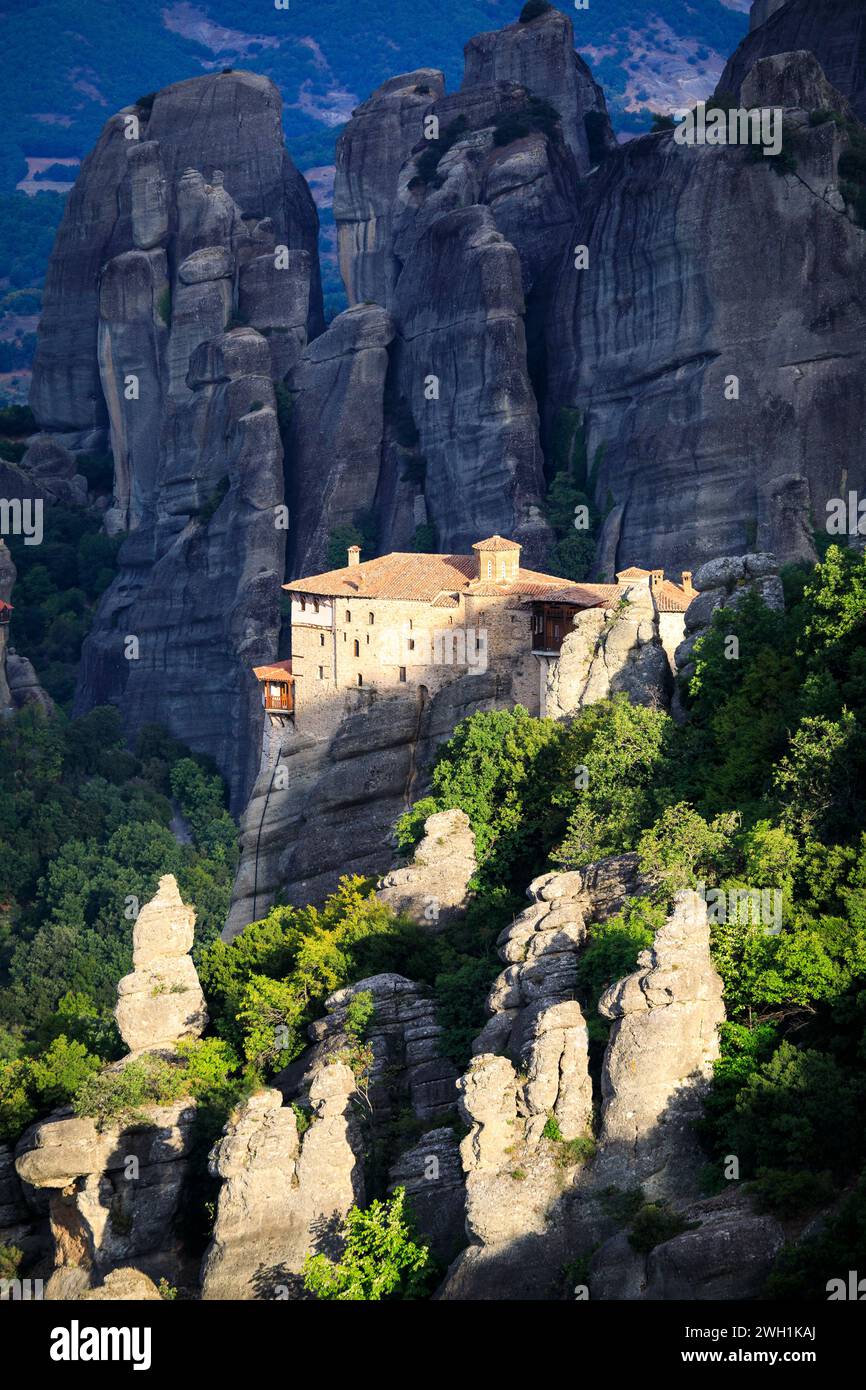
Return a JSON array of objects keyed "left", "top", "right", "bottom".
[{"left": 252, "top": 659, "right": 294, "bottom": 717}]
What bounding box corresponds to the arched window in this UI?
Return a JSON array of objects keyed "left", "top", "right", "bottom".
[{"left": 353, "top": 639, "right": 360, "bottom": 657}]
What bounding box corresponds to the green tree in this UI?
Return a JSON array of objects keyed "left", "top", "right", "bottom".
[{"left": 302, "top": 1188, "right": 433, "bottom": 1300}]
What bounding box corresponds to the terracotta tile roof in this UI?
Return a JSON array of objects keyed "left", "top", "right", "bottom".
[
  {"left": 0, "top": 600, "right": 12, "bottom": 611},
  {"left": 616, "top": 566, "right": 651, "bottom": 579},
  {"left": 285, "top": 553, "right": 477, "bottom": 601},
  {"left": 253, "top": 659, "right": 294, "bottom": 682},
  {"left": 284, "top": 554, "right": 574, "bottom": 603},
  {"left": 654, "top": 580, "right": 693, "bottom": 613},
  {"left": 472, "top": 534, "right": 522, "bottom": 552},
  {"left": 285, "top": 549, "right": 695, "bottom": 611},
  {"left": 518, "top": 582, "right": 619, "bottom": 607}
]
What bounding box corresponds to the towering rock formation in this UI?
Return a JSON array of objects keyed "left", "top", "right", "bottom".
[
  {"left": 440, "top": 859, "right": 639, "bottom": 1300},
  {"left": 322, "top": 4, "right": 614, "bottom": 570},
  {"left": 334, "top": 69, "right": 446, "bottom": 308},
  {"left": 377, "top": 808, "right": 476, "bottom": 930},
  {"left": 32, "top": 71, "right": 321, "bottom": 436},
  {"left": 286, "top": 303, "right": 395, "bottom": 578},
  {"left": 276, "top": 973, "right": 460, "bottom": 1129},
  {"left": 595, "top": 890, "right": 726, "bottom": 1197},
  {"left": 462, "top": 4, "right": 615, "bottom": 173},
  {"left": 200, "top": 1066, "right": 364, "bottom": 1300},
  {"left": 28, "top": 72, "right": 321, "bottom": 810},
  {"left": 544, "top": 50, "right": 866, "bottom": 573},
  {"left": 13, "top": 876, "right": 208, "bottom": 1293},
  {"left": 115, "top": 874, "right": 208, "bottom": 1054},
  {"left": 544, "top": 576, "right": 676, "bottom": 716},
  {"left": 729, "top": 0, "right": 866, "bottom": 121}
]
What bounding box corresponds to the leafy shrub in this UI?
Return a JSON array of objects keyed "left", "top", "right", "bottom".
[
  {"left": 411, "top": 115, "right": 469, "bottom": 186},
  {"left": 750, "top": 1168, "right": 837, "bottom": 1218},
  {"left": 492, "top": 98, "right": 560, "bottom": 147},
  {"left": 0, "top": 1244, "right": 23, "bottom": 1281},
  {"left": 410, "top": 523, "right": 436, "bottom": 552},
  {"left": 302, "top": 1188, "right": 433, "bottom": 1299},
  {"left": 765, "top": 1172, "right": 866, "bottom": 1299},
  {"left": 195, "top": 476, "right": 230, "bottom": 526},
  {"left": 157, "top": 286, "right": 171, "bottom": 326},
  {"left": 628, "top": 1201, "right": 696, "bottom": 1254},
  {"left": 73, "top": 1054, "right": 187, "bottom": 1131}
]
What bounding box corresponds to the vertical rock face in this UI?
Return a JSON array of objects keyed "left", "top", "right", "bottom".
[
  {"left": 751, "top": 1, "right": 790, "bottom": 31},
  {"left": 462, "top": 6, "right": 616, "bottom": 173},
  {"left": 286, "top": 303, "right": 395, "bottom": 577},
  {"left": 334, "top": 69, "right": 446, "bottom": 307},
  {"left": 377, "top": 808, "right": 476, "bottom": 930},
  {"left": 115, "top": 875, "right": 207, "bottom": 1054},
  {"left": 544, "top": 62, "right": 866, "bottom": 572},
  {"left": 388, "top": 1128, "right": 467, "bottom": 1265},
  {"left": 729, "top": 0, "right": 866, "bottom": 120},
  {"left": 27, "top": 72, "right": 322, "bottom": 809},
  {"left": 200, "top": 1066, "right": 365, "bottom": 1300},
  {"left": 226, "top": 670, "right": 503, "bottom": 936},
  {"left": 393, "top": 205, "right": 547, "bottom": 554},
  {"left": 15, "top": 1102, "right": 199, "bottom": 1292},
  {"left": 276, "top": 973, "right": 460, "bottom": 1128},
  {"left": 596, "top": 890, "right": 725, "bottom": 1198},
  {"left": 464, "top": 8, "right": 614, "bottom": 173},
  {"left": 31, "top": 72, "right": 321, "bottom": 436},
  {"left": 544, "top": 586, "right": 674, "bottom": 716},
  {"left": 327, "top": 7, "right": 612, "bottom": 568}
]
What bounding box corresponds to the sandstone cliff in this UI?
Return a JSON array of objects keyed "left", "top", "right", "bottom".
[
  {"left": 29, "top": 72, "right": 321, "bottom": 811},
  {"left": 13, "top": 876, "right": 208, "bottom": 1295},
  {"left": 729, "top": 0, "right": 866, "bottom": 121},
  {"left": 544, "top": 50, "right": 866, "bottom": 574}
]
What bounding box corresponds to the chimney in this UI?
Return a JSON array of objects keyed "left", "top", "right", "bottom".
[
  {"left": 347, "top": 545, "right": 361, "bottom": 567},
  {"left": 682, "top": 570, "right": 694, "bottom": 594}
]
